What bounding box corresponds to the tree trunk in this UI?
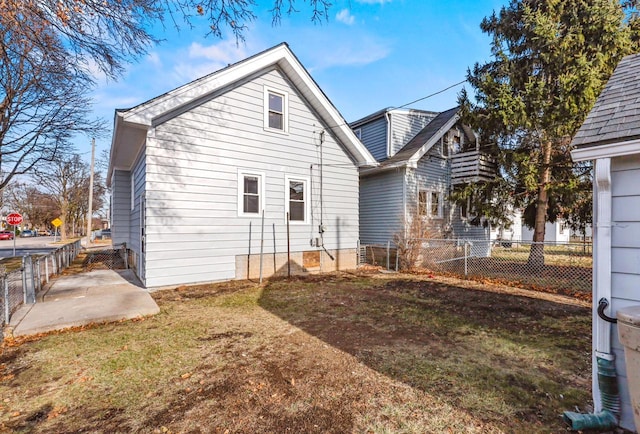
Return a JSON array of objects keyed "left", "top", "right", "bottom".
[
  {"left": 528, "top": 140, "right": 552, "bottom": 269},
  {"left": 60, "top": 202, "right": 68, "bottom": 241}
]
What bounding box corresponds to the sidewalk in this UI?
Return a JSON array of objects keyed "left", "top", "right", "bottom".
[{"left": 7, "top": 269, "right": 160, "bottom": 337}]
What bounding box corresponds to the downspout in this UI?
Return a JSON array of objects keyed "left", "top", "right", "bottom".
[
  {"left": 318, "top": 130, "right": 334, "bottom": 261},
  {"left": 563, "top": 157, "right": 619, "bottom": 430}
]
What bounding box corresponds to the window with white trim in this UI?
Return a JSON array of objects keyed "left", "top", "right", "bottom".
[
  {"left": 285, "top": 176, "right": 308, "bottom": 224},
  {"left": 238, "top": 171, "right": 265, "bottom": 216},
  {"left": 264, "top": 87, "right": 288, "bottom": 132},
  {"left": 354, "top": 128, "right": 362, "bottom": 140}
]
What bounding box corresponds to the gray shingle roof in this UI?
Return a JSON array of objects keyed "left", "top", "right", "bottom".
[
  {"left": 380, "top": 106, "right": 460, "bottom": 166},
  {"left": 572, "top": 53, "right": 640, "bottom": 148}
]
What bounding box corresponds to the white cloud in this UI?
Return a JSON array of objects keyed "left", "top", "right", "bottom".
[
  {"left": 336, "top": 9, "right": 355, "bottom": 25},
  {"left": 85, "top": 58, "right": 109, "bottom": 84},
  {"left": 172, "top": 40, "right": 249, "bottom": 83},
  {"left": 146, "top": 52, "right": 162, "bottom": 68},
  {"left": 299, "top": 33, "right": 391, "bottom": 71}
]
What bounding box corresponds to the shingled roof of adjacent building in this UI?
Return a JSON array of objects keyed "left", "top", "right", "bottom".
[
  {"left": 572, "top": 53, "right": 640, "bottom": 148},
  {"left": 380, "top": 106, "right": 460, "bottom": 166}
]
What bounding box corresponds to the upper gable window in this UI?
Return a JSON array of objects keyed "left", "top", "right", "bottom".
[
  {"left": 264, "top": 87, "right": 288, "bottom": 133},
  {"left": 354, "top": 128, "right": 362, "bottom": 140}
]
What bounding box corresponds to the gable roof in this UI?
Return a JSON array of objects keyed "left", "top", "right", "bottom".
[
  {"left": 360, "top": 106, "right": 460, "bottom": 174},
  {"left": 572, "top": 53, "right": 640, "bottom": 161},
  {"left": 108, "top": 43, "right": 377, "bottom": 183},
  {"left": 349, "top": 107, "right": 438, "bottom": 129}
]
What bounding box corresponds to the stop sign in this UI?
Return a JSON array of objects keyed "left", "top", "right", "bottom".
[{"left": 7, "top": 213, "right": 22, "bottom": 226}]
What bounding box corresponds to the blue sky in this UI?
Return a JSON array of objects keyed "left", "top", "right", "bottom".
[{"left": 84, "top": 0, "right": 506, "bottom": 161}]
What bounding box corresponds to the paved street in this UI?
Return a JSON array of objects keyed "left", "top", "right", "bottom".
[{"left": 0, "top": 235, "right": 59, "bottom": 258}]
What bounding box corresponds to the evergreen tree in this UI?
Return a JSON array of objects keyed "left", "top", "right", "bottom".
[{"left": 458, "top": 0, "right": 639, "bottom": 266}]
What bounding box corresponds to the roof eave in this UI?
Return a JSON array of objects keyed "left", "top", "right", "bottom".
[
  {"left": 571, "top": 138, "right": 640, "bottom": 162},
  {"left": 406, "top": 112, "right": 460, "bottom": 165},
  {"left": 359, "top": 160, "right": 410, "bottom": 176},
  {"left": 114, "top": 43, "right": 376, "bottom": 167}
]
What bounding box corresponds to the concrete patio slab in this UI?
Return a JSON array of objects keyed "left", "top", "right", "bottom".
[{"left": 7, "top": 269, "right": 159, "bottom": 337}]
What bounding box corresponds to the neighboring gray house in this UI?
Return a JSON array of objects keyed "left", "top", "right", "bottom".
[
  {"left": 107, "top": 43, "right": 377, "bottom": 288},
  {"left": 352, "top": 107, "right": 495, "bottom": 246},
  {"left": 570, "top": 53, "right": 640, "bottom": 432}
]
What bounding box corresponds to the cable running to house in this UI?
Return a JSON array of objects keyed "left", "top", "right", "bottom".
[
  {"left": 316, "top": 79, "right": 468, "bottom": 132},
  {"left": 393, "top": 79, "right": 467, "bottom": 110}
]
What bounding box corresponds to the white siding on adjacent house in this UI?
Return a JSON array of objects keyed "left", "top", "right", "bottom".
[
  {"left": 521, "top": 221, "right": 570, "bottom": 243},
  {"left": 390, "top": 111, "right": 437, "bottom": 157},
  {"left": 359, "top": 169, "right": 405, "bottom": 245},
  {"left": 111, "top": 170, "right": 131, "bottom": 245},
  {"left": 609, "top": 154, "right": 640, "bottom": 431},
  {"left": 409, "top": 144, "right": 451, "bottom": 237},
  {"left": 143, "top": 68, "right": 359, "bottom": 287},
  {"left": 358, "top": 117, "right": 387, "bottom": 161}
]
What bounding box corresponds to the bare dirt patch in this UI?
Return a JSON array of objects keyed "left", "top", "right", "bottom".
[{"left": 0, "top": 271, "right": 605, "bottom": 433}]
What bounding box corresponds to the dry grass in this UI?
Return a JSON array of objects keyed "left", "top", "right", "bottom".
[{"left": 0, "top": 272, "right": 596, "bottom": 433}]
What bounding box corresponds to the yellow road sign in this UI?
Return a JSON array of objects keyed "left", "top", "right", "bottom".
[{"left": 51, "top": 218, "right": 62, "bottom": 227}]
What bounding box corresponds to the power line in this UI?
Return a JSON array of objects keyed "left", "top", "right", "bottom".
[
  {"left": 393, "top": 80, "right": 467, "bottom": 110},
  {"left": 317, "top": 78, "right": 468, "bottom": 132}
]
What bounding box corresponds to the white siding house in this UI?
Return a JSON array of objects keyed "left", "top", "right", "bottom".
[
  {"left": 353, "top": 107, "right": 495, "bottom": 246},
  {"left": 107, "top": 43, "right": 377, "bottom": 288},
  {"left": 571, "top": 53, "right": 640, "bottom": 432},
  {"left": 521, "top": 220, "right": 570, "bottom": 244}
]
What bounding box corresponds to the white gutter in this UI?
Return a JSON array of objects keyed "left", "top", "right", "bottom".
[
  {"left": 571, "top": 138, "right": 640, "bottom": 162},
  {"left": 593, "top": 157, "right": 613, "bottom": 412}
]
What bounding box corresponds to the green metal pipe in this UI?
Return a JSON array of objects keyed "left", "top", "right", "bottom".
[{"left": 563, "top": 355, "right": 620, "bottom": 431}]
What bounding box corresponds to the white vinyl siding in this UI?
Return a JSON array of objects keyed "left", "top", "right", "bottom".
[
  {"left": 359, "top": 169, "right": 405, "bottom": 245},
  {"left": 390, "top": 111, "right": 437, "bottom": 157},
  {"left": 111, "top": 170, "right": 131, "bottom": 245},
  {"left": 143, "top": 68, "right": 359, "bottom": 287},
  {"left": 356, "top": 117, "right": 387, "bottom": 161},
  {"left": 609, "top": 154, "right": 640, "bottom": 431}
]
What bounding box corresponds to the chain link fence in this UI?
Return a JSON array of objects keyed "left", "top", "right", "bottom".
[
  {"left": 83, "top": 244, "right": 128, "bottom": 271},
  {"left": 359, "top": 239, "right": 593, "bottom": 298},
  {"left": 0, "top": 240, "right": 82, "bottom": 325}
]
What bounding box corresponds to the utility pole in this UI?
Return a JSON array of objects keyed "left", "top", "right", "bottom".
[{"left": 85, "top": 138, "right": 95, "bottom": 248}]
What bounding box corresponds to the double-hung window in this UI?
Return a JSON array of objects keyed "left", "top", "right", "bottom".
[
  {"left": 418, "top": 189, "right": 443, "bottom": 218},
  {"left": 286, "top": 177, "right": 308, "bottom": 223},
  {"left": 238, "top": 171, "right": 265, "bottom": 216},
  {"left": 264, "top": 87, "right": 288, "bottom": 132}
]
